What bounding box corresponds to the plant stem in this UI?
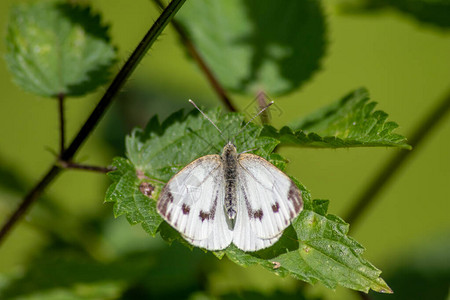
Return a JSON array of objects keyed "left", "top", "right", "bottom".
[
  {"left": 0, "top": 166, "right": 60, "bottom": 245},
  {"left": 58, "top": 93, "right": 66, "bottom": 154},
  {"left": 256, "top": 90, "right": 271, "bottom": 124},
  {"left": 0, "top": 0, "right": 186, "bottom": 246},
  {"left": 345, "top": 89, "right": 450, "bottom": 228},
  {"left": 152, "top": 0, "right": 237, "bottom": 112},
  {"left": 62, "top": 0, "right": 186, "bottom": 161},
  {"left": 58, "top": 161, "right": 115, "bottom": 173}
]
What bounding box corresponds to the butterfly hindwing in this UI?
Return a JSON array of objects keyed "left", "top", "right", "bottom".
[
  {"left": 157, "top": 155, "right": 233, "bottom": 250},
  {"left": 233, "top": 192, "right": 283, "bottom": 251},
  {"left": 232, "top": 153, "right": 303, "bottom": 251}
]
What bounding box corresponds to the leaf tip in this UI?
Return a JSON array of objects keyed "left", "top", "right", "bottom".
[{"left": 372, "top": 277, "right": 393, "bottom": 294}]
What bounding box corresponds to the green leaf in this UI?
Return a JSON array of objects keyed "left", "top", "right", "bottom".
[
  {"left": 125, "top": 108, "right": 281, "bottom": 179},
  {"left": 105, "top": 157, "right": 163, "bottom": 236},
  {"left": 338, "top": 0, "right": 450, "bottom": 29},
  {"left": 176, "top": 0, "right": 327, "bottom": 95},
  {"left": 106, "top": 107, "right": 391, "bottom": 293},
  {"left": 389, "top": 0, "right": 450, "bottom": 29},
  {"left": 221, "top": 186, "right": 392, "bottom": 294},
  {"left": 5, "top": 2, "right": 117, "bottom": 97},
  {"left": 262, "top": 88, "right": 411, "bottom": 149},
  {"left": 276, "top": 210, "right": 392, "bottom": 293}
]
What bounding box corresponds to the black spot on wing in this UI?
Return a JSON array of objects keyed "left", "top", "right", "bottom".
[
  {"left": 241, "top": 186, "right": 264, "bottom": 221},
  {"left": 288, "top": 182, "right": 303, "bottom": 215},
  {"left": 253, "top": 210, "right": 263, "bottom": 220},
  {"left": 271, "top": 202, "right": 280, "bottom": 213},
  {"left": 199, "top": 190, "right": 219, "bottom": 222},
  {"left": 199, "top": 211, "right": 209, "bottom": 222},
  {"left": 157, "top": 189, "right": 173, "bottom": 216},
  {"left": 241, "top": 187, "right": 252, "bottom": 219},
  {"left": 182, "top": 203, "right": 190, "bottom": 215}
]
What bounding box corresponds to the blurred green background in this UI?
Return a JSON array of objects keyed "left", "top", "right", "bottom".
[{"left": 0, "top": 0, "right": 449, "bottom": 299}]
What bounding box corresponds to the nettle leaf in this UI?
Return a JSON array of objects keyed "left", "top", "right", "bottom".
[
  {"left": 176, "top": 0, "right": 327, "bottom": 95},
  {"left": 338, "top": 0, "right": 450, "bottom": 29},
  {"left": 277, "top": 210, "right": 392, "bottom": 293},
  {"left": 106, "top": 108, "right": 391, "bottom": 293},
  {"left": 105, "top": 157, "right": 162, "bottom": 236},
  {"left": 222, "top": 186, "right": 392, "bottom": 294},
  {"left": 106, "top": 108, "right": 280, "bottom": 237},
  {"left": 262, "top": 88, "right": 411, "bottom": 149},
  {"left": 5, "top": 1, "right": 116, "bottom": 97}
]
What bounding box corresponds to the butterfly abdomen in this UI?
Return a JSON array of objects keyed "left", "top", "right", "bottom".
[{"left": 222, "top": 143, "right": 238, "bottom": 220}]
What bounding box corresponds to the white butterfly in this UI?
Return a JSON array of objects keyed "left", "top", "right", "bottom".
[{"left": 157, "top": 100, "right": 303, "bottom": 252}]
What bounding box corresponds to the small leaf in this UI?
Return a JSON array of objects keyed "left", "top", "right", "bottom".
[
  {"left": 5, "top": 2, "right": 116, "bottom": 97},
  {"left": 176, "top": 0, "right": 327, "bottom": 95},
  {"left": 262, "top": 88, "right": 411, "bottom": 149}
]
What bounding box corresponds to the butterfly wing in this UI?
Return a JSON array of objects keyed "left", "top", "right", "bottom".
[
  {"left": 232, "top": 153, "right": 303, "bottom": 251},
  {"left": 157, "top": 155, "right": 233, "bottom": 251}
]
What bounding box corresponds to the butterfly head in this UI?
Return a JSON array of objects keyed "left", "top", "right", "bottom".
[{"left": 222, "top": 141, "right": 238, "bottom": 159}]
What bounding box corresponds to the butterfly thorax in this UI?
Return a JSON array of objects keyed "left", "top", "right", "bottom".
[{"left": 221, "top": 142, "right": 238, "bottom": 220}]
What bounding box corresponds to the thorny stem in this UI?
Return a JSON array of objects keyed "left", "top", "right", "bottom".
[
  {"left": 58, "top": 93, "right": 66, "bottom": 154},
  {"left": 345, "top": 89, "right": 450, "bottom": 228},
  {"left": 0, "top": 0, "right": 187, "bottom": 246},
  {"left": 152, "top": 0, "right": 237, "bottom": 112}
]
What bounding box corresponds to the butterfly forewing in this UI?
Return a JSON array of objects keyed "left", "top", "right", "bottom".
[
  {"left": 232, "top": 153, "right": 303, "bottom": 251},
  {"left": 157, "top": 155, "right": 233, "bottom": 250}
]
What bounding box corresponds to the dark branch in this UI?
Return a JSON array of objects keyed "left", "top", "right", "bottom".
[
  {"left": 62, "top": 0, "right": 186, "bottom": 161},
  {"left": 0, "top": 0, "right": 187, "bottom": 245},
  {"left": 58, "top": 93, "right": 66, "bottom": 154},
  {"left": 58, "top": 161, "right": 116, "bottom": 173},
  {"left": 152, "top": 0, "right": 237, "bottom": 112},
  {"left": 345, "top": 89, "right": 450, "bottom": 228}
]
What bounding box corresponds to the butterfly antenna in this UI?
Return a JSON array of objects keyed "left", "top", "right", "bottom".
[
  {"left": 189, "top": 99, "right": 227, "bottom": 141},
  {"left": 234, "top": 101, "right": 274, "bottom": 140}
]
